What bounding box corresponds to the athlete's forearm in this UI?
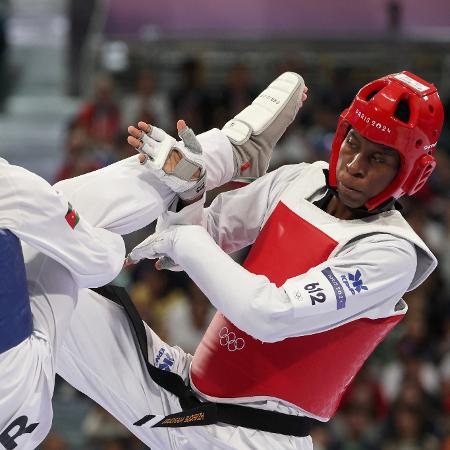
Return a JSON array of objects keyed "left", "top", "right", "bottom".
[{"left": 170, "top": 226, "right": 288, "bottom": 342}]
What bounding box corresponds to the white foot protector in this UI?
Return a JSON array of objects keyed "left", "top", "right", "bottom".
[{"left": 222, "top": 72, "right": 306, "bottom": 178}]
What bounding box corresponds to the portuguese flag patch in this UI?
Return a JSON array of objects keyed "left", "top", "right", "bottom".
[{"left": 65, "top": 202, "right": 80, "bottom": 229}]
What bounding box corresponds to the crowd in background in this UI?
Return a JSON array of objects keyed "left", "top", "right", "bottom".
[{"left": 38, "top": 57, "right": 450, "bottom": 450}]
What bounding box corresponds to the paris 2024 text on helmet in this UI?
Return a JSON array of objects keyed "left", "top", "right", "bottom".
[{"left": 329, "top": 71, "right": 444, "bottom": 210}]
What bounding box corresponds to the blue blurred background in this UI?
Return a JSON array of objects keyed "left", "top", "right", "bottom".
[{"left": 1, "top": 1, "right": 449, "bottom": 449}]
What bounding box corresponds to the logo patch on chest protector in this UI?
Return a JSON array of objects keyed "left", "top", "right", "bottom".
[{"left": 219, "top": 327, "right": 245, "bottom": 352}]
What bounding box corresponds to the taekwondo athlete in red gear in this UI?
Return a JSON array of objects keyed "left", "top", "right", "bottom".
[{"left": 123, "top": 71, "right": 444, "bottom": 448}]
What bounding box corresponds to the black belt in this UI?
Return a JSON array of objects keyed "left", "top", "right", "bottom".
[{"left": 92, "top": 285, "right": 316, "bottom": 437}]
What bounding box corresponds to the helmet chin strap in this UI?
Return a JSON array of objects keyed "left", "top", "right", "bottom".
[{"left": 323, "top": 170, "right": 401, "bottom": 217}]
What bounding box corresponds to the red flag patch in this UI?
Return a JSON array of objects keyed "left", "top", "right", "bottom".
[
  {"left": 65, "top": 203, "right": 80, "bottom": 229},
  {"left": 240, "top": 161, "right": 251, "bottom": 172}
]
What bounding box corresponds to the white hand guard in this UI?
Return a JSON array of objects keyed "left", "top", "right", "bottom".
[
  {"left": 139, "top": 125, "right": 206, "bottom": 202},
  {"left": 126, "top": 229, "right": 176, "bottom": 265}
]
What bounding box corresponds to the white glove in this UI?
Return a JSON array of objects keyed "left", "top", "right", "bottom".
[
  {"left": 138, "top": 124, "right": 206, "bottom": 202},
  {"left": 126, "top": 228, "right": 177, "bottom": 265}
]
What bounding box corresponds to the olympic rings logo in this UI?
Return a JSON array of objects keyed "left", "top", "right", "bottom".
[{"left": 219, "top": 327, "right": 245, "bottom": 352}]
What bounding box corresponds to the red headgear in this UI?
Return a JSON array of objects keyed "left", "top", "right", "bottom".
[{"left": 328, "top": 71, "right": 444, "bottom": 210}]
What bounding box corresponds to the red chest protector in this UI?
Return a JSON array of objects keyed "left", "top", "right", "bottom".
[{"left": 190, "top": 201, "right": 403, "bottom": 419}]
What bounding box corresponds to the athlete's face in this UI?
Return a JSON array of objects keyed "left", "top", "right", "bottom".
[{"left": 335, "top": 129, "right": 400, "bottom": 210}]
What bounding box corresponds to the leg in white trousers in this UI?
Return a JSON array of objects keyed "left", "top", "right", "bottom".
[{"left": 58, "top": 289, "right": 313, "bottom": 450}]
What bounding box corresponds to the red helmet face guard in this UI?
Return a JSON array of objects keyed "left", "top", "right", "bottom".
[{"left": 329, "top": 71, "right": 444, "bottom": 210}]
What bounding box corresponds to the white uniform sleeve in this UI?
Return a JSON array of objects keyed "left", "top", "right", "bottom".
[
  {"left": 168, "top": 226, "right": 416, "bottom": 343},
  {"left": 0, "top": 161, "right": 125, "bottom": 288},
  {"left": 54, "top": 129, "right": 234, "bottom": 235},
  {"left": 158, "top": 165, "right": 302, "bottom": 253},
  {"left": 53, "top": 155, "right": 175, "bottom": 234}
]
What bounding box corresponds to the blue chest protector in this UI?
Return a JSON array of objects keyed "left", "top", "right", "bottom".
[{"left": 0, "top": 229, "right": 32, "bottom": 353}]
